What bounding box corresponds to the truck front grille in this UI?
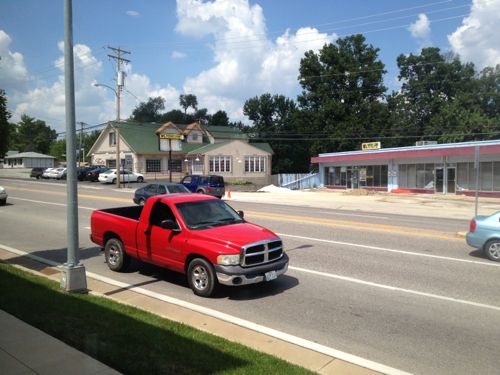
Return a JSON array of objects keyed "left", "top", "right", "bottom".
[{"left": 242, "top": 238, "right": 283, "bottom": 266}]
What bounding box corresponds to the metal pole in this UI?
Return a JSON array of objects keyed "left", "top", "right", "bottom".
[
  {"left": 169, "top": 139, "right": 172, "bottom": 182},
  {"left": 475, "top": 146, "right": 480, "bottom": 216},
  {"left": 62, "top": 0, "right": 86, "bottom": 292},
  {"left": 115, "top": 79, "right": 121, "bottom": 188}
]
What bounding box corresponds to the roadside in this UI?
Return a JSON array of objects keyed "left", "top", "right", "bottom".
[{"left": 0, "top": 247, "right": 400, "bottom": 375}]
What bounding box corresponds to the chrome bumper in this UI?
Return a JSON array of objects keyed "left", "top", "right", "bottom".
[{"left": 216, "top": 262, "right": 288, "bottom": 286}]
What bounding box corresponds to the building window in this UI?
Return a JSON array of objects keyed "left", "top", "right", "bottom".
[
  {"left": 245, "top": 156, "right": 265, "bottom": 173},
  {"left": 146, "top": 159, "right": 161, "bottom": 173},
  {"left": 192, "top": 133, "right": 198, "bottom": 141},
  {"left": 209, "top": 155, "right": 231, "bottom": 173},
  {"left": 398, "top": 163, "right": 435, "bottom": 189},
  {"left": 168, "top": 159, "right": 182, "bottom": 172},
  {"left": 109, "top": 132, "right": 116, "bottom": 146}
]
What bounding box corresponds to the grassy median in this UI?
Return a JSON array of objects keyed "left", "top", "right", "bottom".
[{"left": 0, "top": 263, "right": 312, "bottom": 375}]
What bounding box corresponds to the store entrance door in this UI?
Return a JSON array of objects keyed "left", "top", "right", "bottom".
[
  {"left": 435, "top": 168, "right": 444, "bottom": 193},
  {"left": 447, "top": 167, "right": 456, "bottom": 194}
]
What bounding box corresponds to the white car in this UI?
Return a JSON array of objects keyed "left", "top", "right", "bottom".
[
  {"left": 0, "top": 186, "right": 7, "bottom": 205},
  {"left": 98, "top": 169, "right": 144, "bottom": 184},
  {"left": 43, "top": 167, "right": 66, "bottom": 179},
  {"left": 41, "top": 168, "right": 56, "bottom": 179},
  {"left": 53, "top": 168, "right": 67, "bottom": 180}
]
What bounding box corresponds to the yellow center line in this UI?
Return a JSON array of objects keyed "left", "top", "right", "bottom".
[{"left": 8, "top": 186, "right": 461, "bottom": 241}]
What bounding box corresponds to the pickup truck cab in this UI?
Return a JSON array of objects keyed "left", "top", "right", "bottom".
[{"left": 90, "top": 194, "right": 288, "bottom": 297}]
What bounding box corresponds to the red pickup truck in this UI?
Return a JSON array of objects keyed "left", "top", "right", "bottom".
[{"left": 90, "top": 194, "right": 288, "bottom": 297}]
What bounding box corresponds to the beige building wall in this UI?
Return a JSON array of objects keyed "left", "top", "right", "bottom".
[{"left": 204, "top": 140, "right": 272, "bottom": 184}]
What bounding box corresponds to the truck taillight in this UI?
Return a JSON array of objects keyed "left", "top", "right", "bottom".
[{"left": 469, "top": 219, "right": 477, "bottom": 233}]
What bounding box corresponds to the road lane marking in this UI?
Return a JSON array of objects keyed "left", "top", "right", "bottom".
[
  {"left": 7, "top": 186, "right": 460, "bottom": 240},
  {"left": 0, "top": 243, "right": 412, "bottom": 375},
  {"left": 278, "top": 233, "right": 500, "bottom": 268},
  {"left": 247, "top": 210, "right": 461, "bottom": 241},
  {"left": 10, "top": 196, "right": 95, "bottom": 210},
  {"left": 289, "top": 265, "right": 500, "bottom": 312}
]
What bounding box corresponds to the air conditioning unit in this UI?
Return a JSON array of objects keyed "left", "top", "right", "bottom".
[{"left": 415, "top": 140, "right": 438, "bottom": 146}]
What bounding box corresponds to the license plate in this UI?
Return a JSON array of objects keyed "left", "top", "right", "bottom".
[{"left": 265, "top": 270, "right": 277, "bottom": 281}]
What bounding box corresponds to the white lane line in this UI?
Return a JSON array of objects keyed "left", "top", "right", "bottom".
[
  {"left": 9, "top": 196, "right": 95, "bottom": 210},
  {"left": 289, "top": 265, "right": 500, "bottom": 312},
  {"left": 0, "top": 178, "right": 104, "bottom": 190},
  {"left": 278, "top": 233, "right": 500, "bottom": 268},
  {"left": 0, "top": 244, "right": 411, "bottom": 375}
]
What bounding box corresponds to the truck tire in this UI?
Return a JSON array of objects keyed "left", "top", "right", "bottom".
[
  {"left": 187, "top": 258, "right": 217, "bottom": 297},
  {"left": 104, "top": 238, "right": 130, "bottom": 271},
  {"left": 484, "top": 239, "right": 500, "bottom": 262}
]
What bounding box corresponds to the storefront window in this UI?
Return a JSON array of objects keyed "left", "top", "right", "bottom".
[{"left": 481, "top": 162, "right": 493, "bottom": 191}]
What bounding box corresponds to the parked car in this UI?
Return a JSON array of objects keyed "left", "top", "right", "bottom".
[
  {"left": 180, "top": 175, "right": 225, "bottom": 199},
  {"left": 54, "top": 168, "right": 67, "bottom": 180},
  {"left": 466, "top": 212, "right": 500, "bottom": 262},
  {"left": 77, "top": 167, "right": 91, "bottom": 181},
  {"left": 30, "top": 167, "right": 46, "bottom": 179},
  {"left": 98, "top": 169, "right": 144, "bottom": 184},
  {"left": 0, "top": 186, "right": 7, "bottom": 205},
  {"left": 41, "top": 168, "right": 56, "bottom": 179},
  {"left": 90, "top": 194, "right": 288, "bottom": 297},
  {"left": 133, "top": 183, "right": 191, "bottom": 205},
  {"left": 85, "top": 166, "right": 108, "bottom": 182}
]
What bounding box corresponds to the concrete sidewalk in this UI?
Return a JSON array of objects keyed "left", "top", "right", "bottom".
[
  {"left": 0, "top": 309, "right": 120, "bottom": 375},
  {"left": 0, "top": 248, "right": 402, "bottom": 375}
]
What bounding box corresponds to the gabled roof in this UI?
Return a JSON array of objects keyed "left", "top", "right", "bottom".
[
  {"left": 186, "top": 140, "right": 273, "bottom": 155},
  {"left": 5, "top": 152, "right": 55, "bottom": 159},
  {"left": 106, "top": 121, "right": 248, "bottom": 154}
]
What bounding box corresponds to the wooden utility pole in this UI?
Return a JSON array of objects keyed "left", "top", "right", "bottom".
[{"left": 107, "top": 46, "right": 130, "bottom": 188}]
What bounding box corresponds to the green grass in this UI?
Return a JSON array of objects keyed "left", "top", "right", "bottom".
[{"left": 0, "top": 263, "right": 313, "bottom": 375}]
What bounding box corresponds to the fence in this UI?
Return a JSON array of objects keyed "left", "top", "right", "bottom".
[{"left": 271, "top": 173, "right": 320, "bottom": 190}]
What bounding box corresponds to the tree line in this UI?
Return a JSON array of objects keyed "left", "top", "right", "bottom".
[{"left": 1, "top": 34, "right": 499, "bottom": 172}]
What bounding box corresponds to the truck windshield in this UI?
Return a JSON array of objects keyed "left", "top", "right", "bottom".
[{"left": 176, "top": 200, "right": 243, "bottom": 230}]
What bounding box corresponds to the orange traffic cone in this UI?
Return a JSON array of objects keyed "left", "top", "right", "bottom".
[{"left": 227, "top": 185, "right": 231, "bottom": 199}]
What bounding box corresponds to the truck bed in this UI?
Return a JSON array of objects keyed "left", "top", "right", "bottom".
[{"left": 99, "top": 206, "right": 143, "bottom": 221}]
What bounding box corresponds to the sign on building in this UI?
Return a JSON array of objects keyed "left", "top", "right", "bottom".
[{"left": 361, "top": 142, "right": 381, "bottom": 151}]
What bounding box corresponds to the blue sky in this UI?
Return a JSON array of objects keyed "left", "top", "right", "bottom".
[{"left": 1, "top": 0, "right": 499, "bottom": 134}]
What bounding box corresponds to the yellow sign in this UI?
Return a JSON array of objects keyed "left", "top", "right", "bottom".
[
  {"left": 361, "top": 142, "right": 381, "bottom": 151},
  {"left": 160, "top": 134, "right": 184, "bottom": 140}
]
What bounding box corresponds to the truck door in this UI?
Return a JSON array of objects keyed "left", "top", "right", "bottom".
[{"left": 137, "top": 201, "right": 185, "bottom": 271}]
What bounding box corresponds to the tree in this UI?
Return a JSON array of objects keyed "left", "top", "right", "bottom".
[
  {"left": 50, "top": 139, "right": 66, "bottom": 161},
  {"left": 387, "top": 48, "right": 477, "bottom": 145},
  {"left": 244, "top": 93, "right": 309, "bottom": 173},
  {"left": 11, "top": 115, "right": 57, "bottom": 154},
  {"left": 130, "top": 96, "right": 165, "bottom": 123},
  {"left": 0, "top": 89, "right": 11, "bottom": 158},
  {"left": 297, "top": 34, "right": 388, "bottom": 155},
  {"left": 179, "top": 94, "right": 198, "bottom": 115},
  {"left": 208, "top": 110, "right": 230, "bottom": 127}
]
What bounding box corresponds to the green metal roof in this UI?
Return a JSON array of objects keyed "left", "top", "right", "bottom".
[
  {"left": 117, "top": 121, "right": 249, "bottom": 153},
  {"left": 250, "top": 143, "right": 274, "bottom": 154}
]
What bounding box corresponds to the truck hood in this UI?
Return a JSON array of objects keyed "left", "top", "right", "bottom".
[{"left": 188, "top": 222, "right": 278, "bottom": 253}]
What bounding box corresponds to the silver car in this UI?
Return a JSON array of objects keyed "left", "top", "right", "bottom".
[
  {"left": 0, "top": 186, "right": 7, "bottom": 205},
  {"left": 466, "top": 211, "right": 500, "bottom": 262}
]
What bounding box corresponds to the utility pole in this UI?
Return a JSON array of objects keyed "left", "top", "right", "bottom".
[
  {"left": 107, "top": 46, "right": 130, "bottom": 188},
  {"left": 77, "top": 121, "right": 85, "bottom": 167},
  {"left": 61, "top": 0, "right": 86, "bottom": 292}
]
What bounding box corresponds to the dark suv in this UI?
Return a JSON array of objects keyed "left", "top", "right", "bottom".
[
  {"left": 30, "top": 167, "right": 46, "bottom": 179},
  {"left": 180, "top": 175, "right": 225, "bottom": 199}
]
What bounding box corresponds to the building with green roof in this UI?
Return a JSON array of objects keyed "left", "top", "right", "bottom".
[{"left": 87, "top": 121, "right": 273, "bottom": 184}]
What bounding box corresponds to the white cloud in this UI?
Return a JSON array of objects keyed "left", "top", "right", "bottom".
[
  {"left": 448, "top": 0, "right": 500, "bottom": 70},
  {"left": 171, "top": 51, "right": 187, "bottom": 59},
  {"left": 0, "top": 29, "right": 29, "bottom": 93},
  {"left": 176, "top": 0, "right": 335, "bottom": 121},
  {"left": 408, "top": 13, "right": 431, "bottom": 49},
  {"left": 126, "top": 10, "right": 140, "bottom": 17}
]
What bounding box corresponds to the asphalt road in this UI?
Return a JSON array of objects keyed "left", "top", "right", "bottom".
[{"left": 1, "top": 177, "right": 499, "bottom": 375}]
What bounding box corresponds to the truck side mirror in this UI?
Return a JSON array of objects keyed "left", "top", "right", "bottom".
[
  {"left": 237, "top": 210, "right": 244, "bottom": 219},
  {"left": 161, "top": 219, "right": 181, "bottom": 232}
]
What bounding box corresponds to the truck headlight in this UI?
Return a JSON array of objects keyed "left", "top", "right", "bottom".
[{"left": 217, "top": 254, "right": 240, "bottom": 265}]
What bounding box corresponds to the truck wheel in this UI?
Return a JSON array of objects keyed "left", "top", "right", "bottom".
[
  {"left": 104, "top": 238, "right": 130, "bottom": 271},
  {"left": 484, "top": 239, "right": 500, "bottom": 262},
  {"left": 187, "top": 258, "right": 217, "bottom": 297}
]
